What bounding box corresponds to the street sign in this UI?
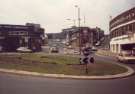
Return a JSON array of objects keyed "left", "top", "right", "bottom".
[{"left": 80, "top": 56, "right": 94, "bottom": 64}]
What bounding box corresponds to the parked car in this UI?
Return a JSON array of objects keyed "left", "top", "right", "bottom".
[
  {"left": 74, "top": 50, "right": 79, "bottom": 54},
  {"left": 117, "top": 51, "right": 135, "bottom": 63},
  {"left": 17, "top": 47, "right": 32, "bottom": 53},
  {"left": 50, "top": 46, "right": 59, "bottom": 53},
  {"left": 91, "top": 46, "right": 98, "bottom": 51}
]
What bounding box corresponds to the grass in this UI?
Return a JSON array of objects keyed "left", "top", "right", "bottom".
[
  {"left": 96, "top": 49, "right": 117, "bottom": 57},
  {"left": 0, "top": 53, "right": 128, "bottom": 76},
  {"left": 20, "top": 53, "right": 80, "bottom": 65}
]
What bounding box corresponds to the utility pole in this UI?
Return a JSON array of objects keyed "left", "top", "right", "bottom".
[{"left": 75, "top": 5, "right": 81, "bottom": 55}]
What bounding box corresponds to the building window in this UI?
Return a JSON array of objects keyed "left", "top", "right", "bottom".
[
  {"left": 114, "top": 30, "right": 116, "bottom": 37},
  {"left": 125, "top": 26, "right": 128, "bottom": 33},
  {"left": 129, "top": 24, "right": 132, "bottom": 32}
]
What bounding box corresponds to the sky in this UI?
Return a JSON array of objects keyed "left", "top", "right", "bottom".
[{"left": 0, "top": 0, "right": 135, "bottom": 34}]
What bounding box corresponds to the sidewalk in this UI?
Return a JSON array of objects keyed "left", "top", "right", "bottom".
[{"left": 0, "top": 62, "right": 134, "bottom": 80}]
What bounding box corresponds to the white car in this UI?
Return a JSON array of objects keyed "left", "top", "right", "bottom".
[
  {"left": 117, "top": 52, "right": 135, "bottom": 63},
  {"left": 50, "top": 46, "right": 59, "bottom": 53},
  {"left": 74, "top": 50, "right": 80, "bottom": 54},
  {"left": 91, "top": 47, "right": 98, "bottom": 51},
  {"left": 17, "top": 47, "right": 32, "bottom": 53}
]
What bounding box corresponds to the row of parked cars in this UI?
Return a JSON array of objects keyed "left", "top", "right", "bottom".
[{"left": 16, "top": 46, "right": 97, "bottom": 54}]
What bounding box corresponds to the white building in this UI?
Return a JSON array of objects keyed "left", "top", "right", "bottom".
[{"left": 110, "top": 7, "right": 135, "bottom": 54}]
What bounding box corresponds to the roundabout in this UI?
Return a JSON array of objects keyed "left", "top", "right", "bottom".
[{"left": 0, "top": 53, "right": 134, "bottom": 80}]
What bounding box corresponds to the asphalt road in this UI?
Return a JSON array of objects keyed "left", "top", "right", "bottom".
[{"left": 0, "top": 55, "right": 135, "bottom": 94}]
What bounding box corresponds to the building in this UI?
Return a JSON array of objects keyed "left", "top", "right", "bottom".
[
  {"left": 62, "top": 26, "right": 78, "bottom": 46},
  {"left": 110, "top": 7, "right": 135, "bottom": 53},
  {"left": 62, "top": 26, "right": 104, "bottom": 49},
  {"left": 0, "top": 23, "right": 45, "bottom": 52}
]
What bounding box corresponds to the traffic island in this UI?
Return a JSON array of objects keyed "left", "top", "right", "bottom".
[{"left": 0, "top": 53, "right": 134, "bottom": 79}]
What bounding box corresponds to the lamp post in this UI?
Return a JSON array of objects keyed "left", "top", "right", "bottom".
[{"left": 75, "top": 5, "right": 81, "bottom": 55}]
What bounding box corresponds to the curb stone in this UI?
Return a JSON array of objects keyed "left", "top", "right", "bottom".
[{"left": 0, "top": 63, "right": 134, "bottom": 80}]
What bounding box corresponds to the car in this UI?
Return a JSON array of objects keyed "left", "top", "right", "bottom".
[
  {"left": 74, "top": 50, "right": 79, "bottom": 54},
  {"left": 95, "top": 41, "right": 100, "bottom": 46},
  {"left": 117, "top": 51, "right": 135, "bottom": 63},
  {"left": 91, "top": 46, "right": 98, "bottom": 51},
  {"left": 50, "top": 46, "right": 59, "bottom": 53},
  {"left": 17, "top": 47, "right": 32, "bottom": 53}
]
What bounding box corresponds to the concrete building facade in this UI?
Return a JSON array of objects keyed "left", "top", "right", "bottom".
[{"left": 110, "top": 7, "right": 135, "bottom": 54}]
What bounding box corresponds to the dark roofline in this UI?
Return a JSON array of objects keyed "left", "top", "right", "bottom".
[{"left": 0, "top": 23, "right": 45, "bottom": 32}]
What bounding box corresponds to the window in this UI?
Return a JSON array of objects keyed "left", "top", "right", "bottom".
[
  {"left": 129, "top": 24, "right": 132, "bottom": 32},
  {"left": 127, "top": 25, "right": 130, "bottom": 31},
  {"left": 128, "top": 14, "right": 131, "bottom": 19},
  {"left": 125, "top": 25, "right": 128, "bottom": 31}
]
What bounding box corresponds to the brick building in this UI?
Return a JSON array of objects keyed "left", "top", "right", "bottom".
[{"left": 62, "top": 26, "right": 104, "bottom": 49}]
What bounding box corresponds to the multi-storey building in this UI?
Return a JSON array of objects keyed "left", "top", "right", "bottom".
[
  {"left": 62, "top": 26, "right": 104, "bottom": 49},
  {"left": 0, "top": 23, "right": 45, "bottom": 52},
  {"left": 110, "top": 7, "right": 135, "bottom": 53}
]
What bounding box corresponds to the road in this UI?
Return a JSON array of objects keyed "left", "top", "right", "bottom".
[{"left": 0, "top": 55, "right": 135, "bottom": 94}]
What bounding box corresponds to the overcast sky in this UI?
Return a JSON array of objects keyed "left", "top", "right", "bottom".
[{"left": 0, "top": 0, "right": 134, "bottom": 34}]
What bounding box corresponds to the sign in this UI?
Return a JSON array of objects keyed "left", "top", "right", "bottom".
[
  {"left": 80, "top": 56, "right": 94, "bottom": 64},
  {"left": 80, "top": 56, "right": 94, "bottom": 74}
]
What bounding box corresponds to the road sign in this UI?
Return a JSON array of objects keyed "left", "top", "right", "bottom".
[{"left": 80, "top": 56, "right": 94, "bottom": 64}]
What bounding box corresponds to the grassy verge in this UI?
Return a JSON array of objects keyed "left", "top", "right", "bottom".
[
  {"left": 0, "top": 53, "right": 127, "bottom": 76},
  {"left": 96, "top": 49, "right": 117, "bottom": 57}
]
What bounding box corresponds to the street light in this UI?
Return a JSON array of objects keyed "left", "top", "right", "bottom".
[
  {"left": 75, "top": 5, "right": 81, "bottom": 55},
  {"left": 75, "top": 5, "right": 81, "bottom": 28}
]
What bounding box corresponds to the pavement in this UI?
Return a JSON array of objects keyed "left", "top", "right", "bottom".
[{"left": 0, "top": 61, "right": 134, "bottom": 80}]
